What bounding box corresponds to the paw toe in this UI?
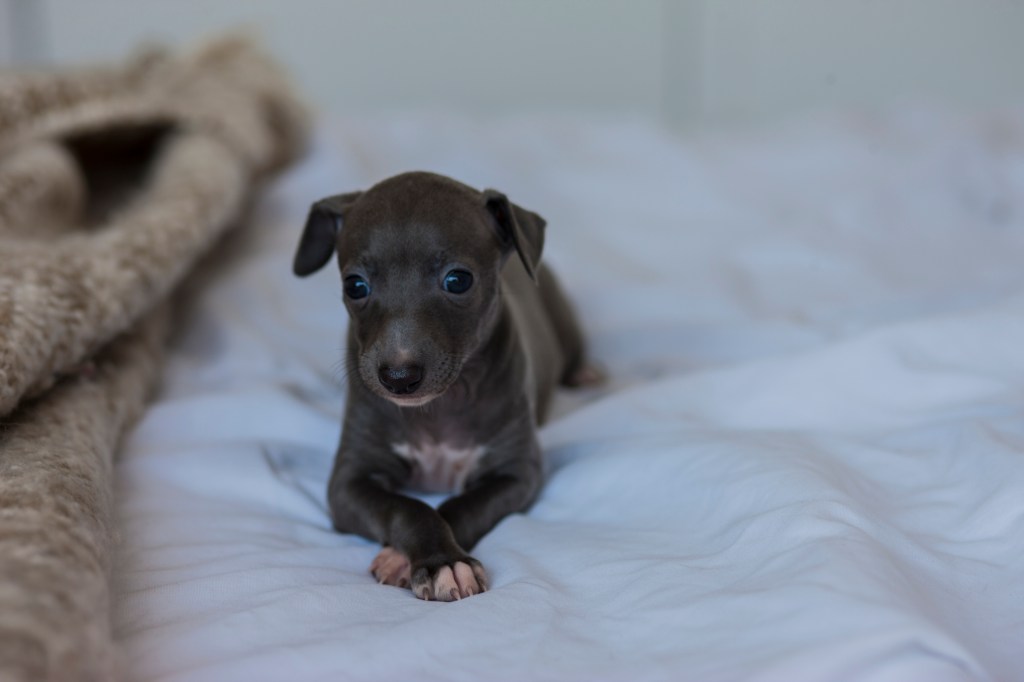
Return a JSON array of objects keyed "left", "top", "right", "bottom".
[
  {"left": 433, "top": 566, "right": 460, "bottom": 602},
  {"left": 370, "top": 547, "right": 412, "bottom": 587},
  {"left": 566, "top": 363, "right": 604, "bottom": 388},
  {"left": 453, "top": 561, "right": 480, "bottom": 597}
]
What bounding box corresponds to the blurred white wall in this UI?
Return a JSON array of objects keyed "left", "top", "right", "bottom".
[{"left": 1, "top": 0, "right": 1023, "bottom": 129}]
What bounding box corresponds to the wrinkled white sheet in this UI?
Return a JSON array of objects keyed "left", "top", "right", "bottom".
[{"left": 113, "top": 111, "right": 1024, "bottom": 682}]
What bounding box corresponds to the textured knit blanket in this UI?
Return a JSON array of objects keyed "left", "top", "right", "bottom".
[{"left": 0, "top": 38, "right": 308, "bottom": 681}]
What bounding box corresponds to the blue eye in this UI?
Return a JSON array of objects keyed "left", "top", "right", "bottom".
[
  {"left": 344, "top": 275, "right": 370, "bottom": 300},
  {"left": 442, "top": 270, "right": 473, "bottom": 294}
]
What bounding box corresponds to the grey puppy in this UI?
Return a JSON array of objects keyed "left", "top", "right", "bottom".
[{"left": 293, "top": 171, "right": 595, "bottom": 601}]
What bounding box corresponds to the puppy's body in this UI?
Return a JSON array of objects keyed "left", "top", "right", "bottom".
[{"left": 294, "top": 172, "right": 590, "bottom": 600}]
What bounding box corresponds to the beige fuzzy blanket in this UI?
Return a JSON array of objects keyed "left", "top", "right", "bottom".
[{"left": 0, "top": 39, "right": 308, "bottom": 681}]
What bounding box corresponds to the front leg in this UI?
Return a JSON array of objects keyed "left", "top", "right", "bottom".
[
  {"left": 329, "top": 463, "right": 487, "bottom": 600},
  {"left": 438, "top": 437, "right": 543, "bottom": 551}
]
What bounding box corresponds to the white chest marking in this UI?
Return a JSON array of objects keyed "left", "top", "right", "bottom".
[{"left": 391, "top": 441, "right": 486, "bottom": 493}]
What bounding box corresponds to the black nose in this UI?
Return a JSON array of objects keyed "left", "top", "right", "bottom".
[{"left": 378, "top": 365, "right": 424, "bottom": 395}]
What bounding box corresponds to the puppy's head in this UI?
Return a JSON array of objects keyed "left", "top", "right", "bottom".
[{"left": 293, "top": 171, "right": 545, "bottom": 407}]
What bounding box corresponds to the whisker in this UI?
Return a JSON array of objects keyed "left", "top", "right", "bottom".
[{"left": 330, "top": 353, "right": 360, "bottom": 387}]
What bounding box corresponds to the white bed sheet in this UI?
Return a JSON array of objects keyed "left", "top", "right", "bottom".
[{"left": 113, "top": 111, "right": 1024, "bottom": 682}]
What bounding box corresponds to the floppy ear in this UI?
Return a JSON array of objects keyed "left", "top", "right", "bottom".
[
  {"left": 482, "top": 189, "right": 546, "bottom": 281},
  {"left": 293, "top": 192, "right": 362, "bottom": 276}
]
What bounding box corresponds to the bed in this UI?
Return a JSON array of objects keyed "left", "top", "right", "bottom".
[{"left": 111, "top": 110, "right": 1024, "bottom": 681}]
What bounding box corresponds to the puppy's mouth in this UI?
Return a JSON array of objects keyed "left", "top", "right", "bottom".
[{"left": 385, "top": 393, "right": 440, "bottom": 408}]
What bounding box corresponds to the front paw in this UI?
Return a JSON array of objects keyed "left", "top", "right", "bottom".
[
  {"left": 411, "top": 556, "right": 488, "bottom": 601},
  {"left": 370, "top": 546, "right": 411, "bottom": 588}
]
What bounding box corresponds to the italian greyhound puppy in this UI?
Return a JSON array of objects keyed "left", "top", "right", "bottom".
[{"left": 293, "top": 171, "right": 595, "bottom": 601}]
